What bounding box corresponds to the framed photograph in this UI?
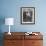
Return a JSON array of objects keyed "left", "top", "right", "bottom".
[{"left": 21, "top": 7, "right": 35, "bottom": 24}]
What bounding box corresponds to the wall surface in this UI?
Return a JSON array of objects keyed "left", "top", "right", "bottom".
[
  {"left": 0, "top": 0, "right": 46, "bottom": 46},
  {"left": 0, "top": 0, "right": 46, "bottom": 32}
]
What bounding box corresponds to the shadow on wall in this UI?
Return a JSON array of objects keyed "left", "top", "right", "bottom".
[{"left": 0, "top": 16, "right": 5, "bottom": 46}]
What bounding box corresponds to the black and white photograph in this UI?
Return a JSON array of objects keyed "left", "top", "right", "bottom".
[{"left": 21, "top": 7, "right": 35, "bottom": 24}]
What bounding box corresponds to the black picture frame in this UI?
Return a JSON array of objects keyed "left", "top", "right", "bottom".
[{"left": 21, "top": 7, "right": 35, "bottom": 24}]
